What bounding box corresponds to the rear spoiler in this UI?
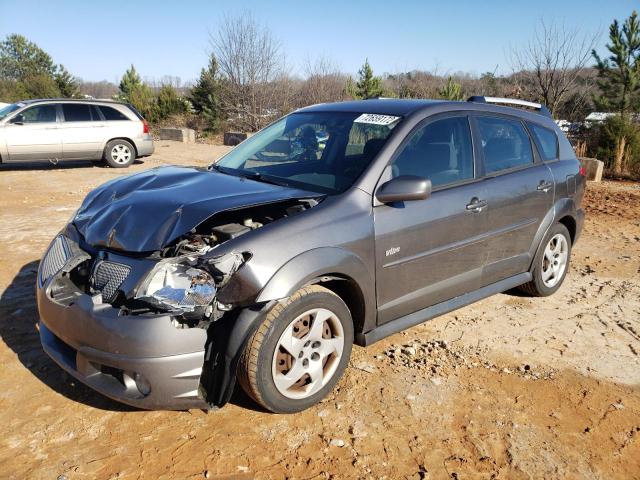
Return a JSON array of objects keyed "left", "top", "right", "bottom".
[{"left": 467, "top": 96, "right": 552, "bottom": 118}]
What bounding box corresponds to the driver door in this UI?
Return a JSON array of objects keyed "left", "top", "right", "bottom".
[
  {"left": 374, "top": 114, "right": 488, "bottom": 324},
  {"left": 5, "top": 104, "right": 62, "bottom": 162}
]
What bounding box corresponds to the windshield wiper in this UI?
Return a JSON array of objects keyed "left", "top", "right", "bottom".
[
  {"left": 210, "top": 164, "right": 292, "bottom": 188},
  {"left": 235, "top": 170, "right": 293, "bottom": 188}
]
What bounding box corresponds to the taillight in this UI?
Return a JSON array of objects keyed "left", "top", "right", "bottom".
[
  {"left": 579, "top": 166, "right": 586, "bottom": 177},
  {"left": 142, "top": 120, "right": 149, "bottom": 134}
]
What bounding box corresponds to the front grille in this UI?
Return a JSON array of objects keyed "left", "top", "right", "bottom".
[
  {"left": 91, "top": 260, "right": 131, "bottom": 303},
  {"left": 40, "top": 235, "right": 69, "bottom": 285}
]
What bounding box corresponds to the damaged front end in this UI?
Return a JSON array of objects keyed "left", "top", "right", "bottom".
[
  {"left": 38, "top": 197, "right": 318, "bottom": 410},
  {"left": 134, "top": 251, "right": 246, "bottom": 327}
]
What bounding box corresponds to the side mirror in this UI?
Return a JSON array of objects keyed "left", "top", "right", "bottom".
[
  {"left": 375, "top": 175, "right": 431, "bottom": 204},
  {"left": 10, "top": 114, "right": 24, "bottom": 125}
]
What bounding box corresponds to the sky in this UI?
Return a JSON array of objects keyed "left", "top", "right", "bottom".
[{"left": 0, "top": 0, "right": 636, "bottom": 84}]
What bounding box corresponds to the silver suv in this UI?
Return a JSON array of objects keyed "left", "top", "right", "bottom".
[{"left": 0, "top": 99, "right": 154, "bottom": 167}]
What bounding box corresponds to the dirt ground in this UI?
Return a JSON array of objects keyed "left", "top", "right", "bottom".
[{"left": 0, "top": 141, "right": 639, "bottom": 480}]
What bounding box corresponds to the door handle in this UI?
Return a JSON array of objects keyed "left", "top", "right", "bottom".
[
  {"left": 537, "top": 181, "right": 553, "bottom": 193},
  {"left": 466, "top": 197, "right": 487, "bottom": 213}
]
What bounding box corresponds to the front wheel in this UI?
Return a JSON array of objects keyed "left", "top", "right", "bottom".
[
  {"left": 237, "top": 285, "right": 353, "bottom": 413},
  {"left": 103, "top": 139, "right": 135, "bottom": 168},
  {"left": 520, "top": 223, "right": 572, "bottom": 296}
]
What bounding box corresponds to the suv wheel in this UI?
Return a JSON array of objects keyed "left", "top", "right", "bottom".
[
  {"left": 520, "top": 223, "right": 572, "bottom": 296},
  {"left": 104, "top": 139, "right": 135, "bottom": 168},
  {"left": 237, "top": 285, "right": 353, "bottom": 413}
]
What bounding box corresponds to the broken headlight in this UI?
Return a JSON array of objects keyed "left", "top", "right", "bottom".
[{"left": 136, "top": 262, "right": 216, "bottom": 312}]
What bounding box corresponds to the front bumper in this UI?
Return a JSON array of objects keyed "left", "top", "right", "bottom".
[{"left": 37, "top": 282, "right": 208, "bottom": 410}]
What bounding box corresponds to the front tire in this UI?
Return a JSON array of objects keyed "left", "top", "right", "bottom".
[
  {"left": 238, "top": 285, "right": 353, "bottom": 413},
  {"left": 520, "top": 223, "right": 572, "bottom": 297},
  {"left": 103, "top": 139, "right": 135, "bottom": 168}
]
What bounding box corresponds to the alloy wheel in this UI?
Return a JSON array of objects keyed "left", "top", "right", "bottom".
[
  {"left": 110, "top": 144, "right": 132, "bottom": 164},
  {"left": 541, "top": 233, "right": 568, "bottom": 288},
  {"left": 271, "top": 308, "right": 345, "bottom": 400}
]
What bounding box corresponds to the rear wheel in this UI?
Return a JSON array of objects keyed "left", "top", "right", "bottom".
[
  {"left": 103, "top": 139, "right": 135, "bottom": 168},
  {"left": 237, "top": 285, "right": 353, "bottom": 413},
  {"left": 520, "top": 223, "right": 571, "bottom": 296}
]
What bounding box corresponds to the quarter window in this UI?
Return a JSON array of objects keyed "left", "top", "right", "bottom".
[
  {"left": 528, "top": 123, "right": 558, "bottom": 161},
  {"left": 99, "top": 105, "right": 129, "bottom": 121},
  {"left": 62, "top": 104, "right": 92, "bottom": 122},
  {"left": 477, "top": 116, "right": 533, "bottom": 174},
  {"left": 19, "top": 105, "right": 57, "bottom": 123},
  {"left": 391, "top": 116, "right": 474, "bottom": 188}
]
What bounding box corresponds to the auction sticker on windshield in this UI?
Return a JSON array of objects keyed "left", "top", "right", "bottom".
[{"left": 354, "top": 113, "right": 400, "bottom": 126}]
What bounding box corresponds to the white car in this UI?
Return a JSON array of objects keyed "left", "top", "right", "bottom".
[{"left": 0, "top": 99, "right": 154, "bottom": 167}]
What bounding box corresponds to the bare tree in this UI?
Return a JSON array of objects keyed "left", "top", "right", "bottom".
[
  {"left": 299, "top": 55, "right": 348, "bottom": 105},
  {"left": 209, "top": 13, "right": 286, "bottom": 131},
  {"left": 510, "top": 20, "right": 599, "bottom": 116},
  {"left": 510, "top": 22, "right": 597, "bottom": 114}
]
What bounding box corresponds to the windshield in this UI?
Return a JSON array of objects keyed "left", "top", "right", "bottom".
[
  {"left": 0, "top": 103, "right": 22, "bottom": 121},
  {"left": 215, "top": 111, "right": 402, "bottom": 194}
]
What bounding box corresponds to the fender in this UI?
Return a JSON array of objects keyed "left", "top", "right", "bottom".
[
  {"left": 256, "top": 247, "right": 376, "bottom": 333},
  {"left": 527, "top": 197, "right": 578, "bottom": 270},
  {"left": 200, "top": 302, "right": 274, "bottom": 408}
]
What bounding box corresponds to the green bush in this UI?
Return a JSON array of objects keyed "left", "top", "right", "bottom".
[{"left": 157, "top": 84, "right": 186, "bottom": 120}]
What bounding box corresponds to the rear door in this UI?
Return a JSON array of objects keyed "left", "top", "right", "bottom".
[
  {"left": 374, "top": 114, "right": 491, "bottom": 324},
  {"left": 60, "top": 103, "right": 105, "bottom": 160},
  {"left": 473, "top": 114, "right": 554, "bottom": 284},
  {"left": 4, "top": 104, "right": 62, "bottom": 162}
]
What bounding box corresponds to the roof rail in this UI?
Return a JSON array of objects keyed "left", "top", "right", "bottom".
[{"left": 467, "top": 96, "right": 551, "bottom": 117}]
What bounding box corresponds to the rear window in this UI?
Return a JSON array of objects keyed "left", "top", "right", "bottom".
[
  {"left": 99, "top": 105, "right": 129, "bottom": 121},
  {"left": 126, "top": 104, "right": 145, "bottom": 120},
  {"left": 528, "top": 123, "right": 558, "bottom": 161},
  {"left": 476, "top": 116, "right": 533, "bottom": 174},
  {"left": 62, "top": 104, "right": 91, "bottom": 122}
]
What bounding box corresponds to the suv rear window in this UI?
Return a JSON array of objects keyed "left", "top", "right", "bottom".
[
  {"left": 528, "top": 123, "right": 558, "bottom": 161},
  {"left": 477, "top": 116, "right": 533, "bottom": 174},
  {"left": 99, "top": 106, "right": 129, "bottom": 121},
  {"left": 62, "top": 104, "right": 92, "bottom": 122}
]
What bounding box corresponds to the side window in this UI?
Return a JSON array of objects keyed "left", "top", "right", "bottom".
[
  {"left": 62, "top": 104, "right": 92, "bottom": 122},
  {"left": 19, "top": 105, "right": 57, "bottom": 123},
  {"left": 477, "top": 116, "right": 533, "bottom": 174},
  {"left": 528, "top": 123, "right": 558, "bottom": 161},
  {"left": 391, "top": 116, "right": 474, "bottom": 188},
  {"left": 99, "top": 105, "right": 129, "bottom": 121},
  {"left": 90, "top": 105, "right": 103, "bottom": 121}
]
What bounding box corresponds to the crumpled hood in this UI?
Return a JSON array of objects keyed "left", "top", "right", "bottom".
[{"left": 73, "top": 166, "right": 315, "bottom": 252}]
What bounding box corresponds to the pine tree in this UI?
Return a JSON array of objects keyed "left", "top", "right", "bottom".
[
  {"left": 0, "top": 34, "right": 56, "bottom": 81},
  {"left": 119, "top": 64, "right": 143, "bottom": 98},
  {"left": 55, "top": 64, "right": 79, "bottom": 98},
  {"left": 0, "top": 34, "right": 78, "bottom": 99},
  {"left": 352, "top": 59, "right": 384, "bottom": 99},
  {"left": 190, "top": 54, "right": 221, "bottom": 130},
  {"left": 117, "top": 65, "right": 156, "bottom": 121},
  {"left": 593, "top": 11, "right": 640, "bottom": 116}
]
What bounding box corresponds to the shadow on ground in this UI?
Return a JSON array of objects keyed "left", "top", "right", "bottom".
[
  {"left": 0, "top": 261, "right": 137, "bottom": 411},
  {"left": 0, "top": 261, "right": 265, "bottom": 413}
]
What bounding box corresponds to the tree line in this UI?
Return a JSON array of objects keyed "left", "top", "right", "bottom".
[{"left": 1, "top": 11, "right": 639, "bottom": 177}]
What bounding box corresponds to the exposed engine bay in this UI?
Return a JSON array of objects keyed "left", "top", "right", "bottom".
[
  {"left": 51, "top": 198, "right": 319, "bottom": 330},
  {"left": 162, "top": 198, "right": 318, "bottom": 257}
]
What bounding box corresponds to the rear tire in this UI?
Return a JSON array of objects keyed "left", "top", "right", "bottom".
[
  {"left": 520, "top": 223, "right": 572, "bottom": 297},
  {"left": 103, "top": 139, "right": 135, "bottom": 168},
  {"left": 237, "top": 285, "right": 353, "bottom": 413}
]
